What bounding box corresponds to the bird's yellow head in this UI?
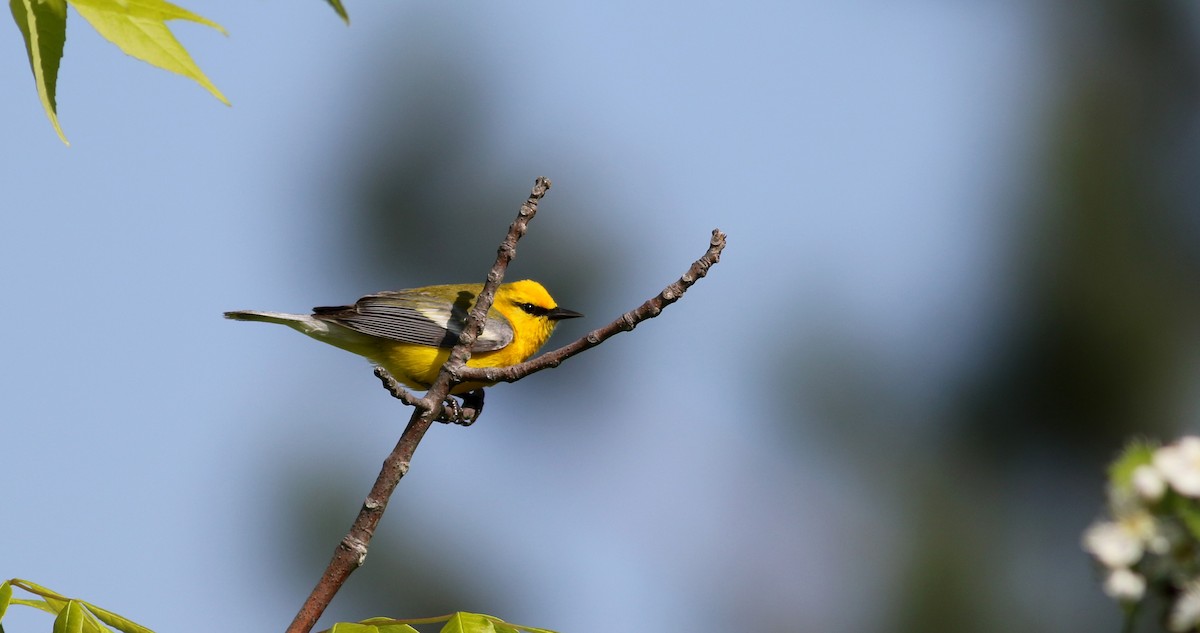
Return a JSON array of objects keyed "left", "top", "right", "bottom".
[{"left": 492, "top": 280, "right": 583, "bottom": 357}]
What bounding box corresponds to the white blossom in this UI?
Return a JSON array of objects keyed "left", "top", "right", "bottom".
[
  {"left": 1155, "top": 437, "right": 1200, "bottom": 497},
  {"left": 1083, "top": 520, "right": 1144, "bottom": 568},
  {"left": 1103, "top": 568, "right": 1146, "bottom": 602},
  {"left": 1170, "top": 582, "right": 1200, "bottom": 632},
  {"left": 1133, "top": 464, "right": 1167, "bottom": 501}
]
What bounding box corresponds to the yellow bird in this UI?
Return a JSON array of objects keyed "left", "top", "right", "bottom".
[{"left": 225, "top": 279, "right": 582, "bottom": 394}]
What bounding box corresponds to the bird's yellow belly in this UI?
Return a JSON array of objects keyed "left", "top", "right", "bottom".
[{"left": 371, "top": 342, "right": 528, "bottom": 394}]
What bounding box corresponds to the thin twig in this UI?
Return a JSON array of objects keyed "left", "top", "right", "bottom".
[
  {"left": 373, "top": 367, "right": 422, "bottom": 406},
  {"left": 284, "top": 177, "right": 551, "bottom": 633},
  {"left": 454, "top": 228, "right": 726, "bottom": 386}
]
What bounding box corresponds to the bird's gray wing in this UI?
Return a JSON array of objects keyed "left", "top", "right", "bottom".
[{"left": 312, "top": 287, "right": 514, "bottom": 352}]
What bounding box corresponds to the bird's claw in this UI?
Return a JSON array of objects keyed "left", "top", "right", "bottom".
[{"left": 437, "top": 389, "right": 485, "bottom": 426}]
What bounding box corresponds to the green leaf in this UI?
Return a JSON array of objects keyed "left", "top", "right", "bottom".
[
  {"left": 1109, "top": 438, "right": 1159, "bottom": 490},
  {"left": 356, "top": 618, "right": 419, "bottom": 633},
  {"left": 438, "top": 614, "right": 557, "bottom": 633},
  {"left": 0, "top": 581, "right": 11, "bottom": 621},
  {"left": 442, "top": 613, "right": 495, "bottom": 633},
  {"left": 324, "top": 0, "right": 348, "bottom": 24},
  {"left": 66, "top": 0, "right": 228, "bottom": 105},
  {"left": 11, "top": 598, "right": 59, "bottom": 614},
  {"left": 505, "top": 624, "right": 556, "bottom": 633},
  {"left": 375, "top": 625, "right": 420, "bottom": 633},
  {"left": 82, "top": 611, "right": 111, "bottom": 633},
  {"left": 329, "top": 624, "right": 379, "bottom": 633},
  {"left": 12, "top": 579, "right": 70, "bottom": 612},
  {"left": 54, "top": 601, "right": 88, "bottom": 633},
  {"left": 13, "top": 578, "right": 69, "bottom": 599},
  {"left": 82, "top": 601, "right": 154, "bottom": 633},
  {"left": 41, "top": 594, "right": 69, "bottom": 612},
  {"left": 9, "top": 0, "right": 69, "bottom": 144}
]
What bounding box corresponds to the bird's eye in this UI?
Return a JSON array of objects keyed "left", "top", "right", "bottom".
[{"left": 517, "top": 302, "right": 549, "bottom": 316}]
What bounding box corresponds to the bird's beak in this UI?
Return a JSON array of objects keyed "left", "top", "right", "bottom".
[{"left": 546, "top": 307, "right": 584, "bottom": 320}]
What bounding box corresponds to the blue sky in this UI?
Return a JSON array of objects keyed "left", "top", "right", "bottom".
[{"left": 2, "top": 2, "right": 1119, "bottom": 632}]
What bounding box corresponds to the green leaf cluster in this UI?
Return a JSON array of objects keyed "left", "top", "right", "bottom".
[
  {"left": 0, "top": 578, "right": 154, "bottom": 633},
  {"left": 9, "top": 0, "right": 350, "bottom": 145},
  {"left": 0, "top": 581, "right": 559, "bottom": 633},
  {"left": 327, "top": 612, "right": 558, "bottom": 633}
]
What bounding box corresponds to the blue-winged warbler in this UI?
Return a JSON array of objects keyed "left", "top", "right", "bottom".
[{"left": 225, "top": 280, "right": 582, "bottom": 394}]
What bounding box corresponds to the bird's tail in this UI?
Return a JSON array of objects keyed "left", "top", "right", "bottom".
[
  {"left": 224, "top": 310, "right": 308, "bottom": 325},
  {"left": 225, "top": 309, "right": 375, "bottom": 359},
  {"left": 224, "top": 306, "right": 350, "bottom": 342}
]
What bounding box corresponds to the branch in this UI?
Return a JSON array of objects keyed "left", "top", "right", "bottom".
[
  {"left": 453, "top": 228, "right": 726, "bottom": 386},
  {"left": 284, "top": 177, "right": 550, "bottom": 633}
]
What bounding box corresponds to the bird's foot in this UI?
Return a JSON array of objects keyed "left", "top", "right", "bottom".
[{"left": 439, "top": 389, "right": 485, "bottom": 426}]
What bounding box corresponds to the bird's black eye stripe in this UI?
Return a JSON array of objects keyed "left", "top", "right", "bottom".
[{"left": 516, "top": 301, "right": 550, "bottom": 317}]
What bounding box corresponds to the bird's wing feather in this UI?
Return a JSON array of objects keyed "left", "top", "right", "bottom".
[{"left": 312, "top": 288, "right": 514, "bottom": 352}]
